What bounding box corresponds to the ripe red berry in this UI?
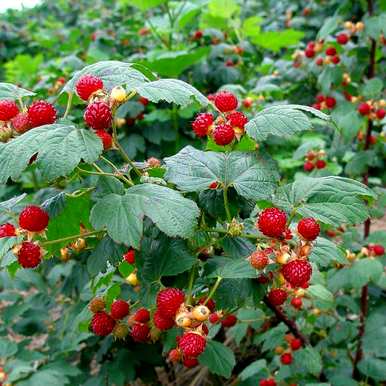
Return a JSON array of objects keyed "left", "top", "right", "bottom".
[
  {"left": 221, "top": 314, "right": 237, "bottom": 327},
  {"left": 325, "top": 96, "right": 336, "bottom": 108},
  {"left": 282, "top": 259, "right": 312, "bottom": 287},
  {"left": 76, "top": 74, "right": 104, "bottom": 101},
  {"left": 304, "top": 48, "right": 315, "bottom": 58},
  {"left": 28, "top": 100, "right": 57, "bottom": 128},
  {"left": 260, "top": 379, "right": 277, "bottom": 386},
  {"left": 312, "top": 103, "right": 321, "bottom": 110},
  {"left": 291, "top": 297, "right": 303, "bottom": 309},
  {"left": 91, "top": 311, "right": 116, "bottom": 336},
  {"left": 156, "top": 288, "right": 185, "bottom": 318},
  {"left": 183, "top": 357, "right": 199, "bottom": 368},
  {"left": 153, "top": 309, "right": 175, "bottom": 330},
  {"left": 358, "top": 102, "right": 371, "bottom": 116},
  {"left": 315, "top": 95, "right": 325, "bottom": 103},
  {"left": 369, "top": 244, "right": 385, "bottom": 256},
  {"left": 198, "top": 297, "right": 216, "bottom": 312},
  {"left": 19, "top": 205, "right": 49, "bottom": 232},
  {"left": 209, "top": 181, "right": 218, "bottom": 189},
  {"left": 178, "top": 332, "right": 206, "bottom": 357},
  {"left": 84, "top": 101, "right": 112, "bottom": 130},
  {"left": 303, "top": 161, "right": 315, "bottom": 172},
  {"left": 249, "top": 250, "right": 269, "bottom": 270},
  {"left": 134, "top": 308, "right": 150, "bottom": 323},
  {"left": 192, "top": 113, "right": 214, "bottom": 137},
  {"left": 17, "top": 241, "right": 42, "bottom": 268},
  {"left": 297, "top": 217, "right": 320, "bottom": 240},
  {"left": 138, "top": 96, "right": 149, "bottom": 106},
  {"left": 11, "top": 112, "right": 30, "bottom": 133},
  {"left": 331, "top": 55, "right": 340, "bottom": 64},
  {"left": 110, "top": 299, "right": 130, "bottom": 320},
  {"left": 290, "top": 338, "right": 302, "bottom": 350},
  {"left": 0, "top": 100, "right": 19, "bottom": 121},
  {"left": 95, "top": 129, "right": 112, "bottom": 150},
  {"left": 227, "top": 111, "right": 248, "bottom": 128},
  {"left": 315, "top": 159, "right": 326, "bottom": 169},
  {"left": 214, "top": 91, "right": 238, "bottom": 112},
  {"left": 336, "top": 33, "right": 349, "bottom": 45},
  {"left": 257, "top": 208, "right": 287, "bottom": 238},
  {"left": 315, "top": 57, "right": 324, "bottom": 66},
  {"left": 280, "top": 352, "right": 293, "bottom": 365},
  {"left": 168, "top": 348, "right": 181, "bottom": 362},
  {"left": 131, "top": 322, "right": 150, "bottom": 342},
  {"left": 193, "top": 30, "right": 203, "bottom": 40},
  {"left": 209, "top": 312, "right": 220, "bottom": 324},
  {"left": 267, "top": 288, "right": 288, "bottom": 306},
  {"left": 213, "top": 123, "right": 235, "bottom": 146},
  {"left": 376, "top": 108, "right": 385, "bottom": 119},
  {"left": 124, "top": 249, "right": 135, "bottom": 264},
  {"left": 325, "top": 46, "right": 337, "bottom": 56},
  {"left": 0, "top": 223, "right": 16, "bottom": 238}
]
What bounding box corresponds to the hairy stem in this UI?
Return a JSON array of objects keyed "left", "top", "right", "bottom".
[
  {"left": 42, "top": 230, "right": 104, "bottom": 246},
  {"left": 204, "top": 276, "right": 222, "bottom": 305},
  {"left": 223, "top": 187, "right": 232, "bottom": 222}
]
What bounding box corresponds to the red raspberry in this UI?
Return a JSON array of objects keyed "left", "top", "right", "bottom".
[
  {"left": 76, "top": 74, "right": 104, "bottom": 101},
  {"left": 139, "top": 96, "right": 149, "bottom": 106},
  {"left": 306, "top": 42, "right": 315, "bottom": 50},
  {"left": 183, "top": 357, "right": 199, "bottom": 368},
  {"left": 331, "top": 55, "right": 340, "bottom": 64},
  {"left": 315, "top": 159, "right": 326, "bottom": 169},
  {"left": 134, "top": 308, "right": 150, "bottom": 323},
  {"left": 249, "top": 250, "right": 269, "bottom": 270},
  {"left": 312, "top": 103, "right": 321, "bottom": 110},
  {"left": 227, "top": 111, "right": 248, "bottom": 128},
  {"left": 193, "top": 30, "right": 203, "bottom": 40},
  {"left": 291, "top": 297, "right": 303, "bottom": 309},
  {"left": 156, "top": 288, "right": 185, "bottom": 318},
  {"left": 267, "top": 288, "right": 288, "bottom": 306},
  {"left": 325, "top": 46, "right": 337, "bottom": 56},
  {"left": 0, "top": 100, "right": 19, "bottom": 121},
  {"left": 260, "top": 379, "right": 277, "bottom": 386},
  {"left": 209, "top": 181, "right": 218, "bottom": 189},
  {"left": 95, "top": 129, "right": 112, "bottom": 150},
  {"left": 303, "top": 161, "right": 315, "bottom": 172},
  {"left": 153, "top": 309, "right": 175, "bottom": 330},
  {"left": 192, "top": 113, "right": 213, "bottom": 137},
  {"left": 0, "top": 223, "right": 16, "bottom": 238},
  {"left": 17, "top": 241, "right": 42, "bottom": 268},
  {"left": 91, "top": 311, "right": 115, "bottom": 336},
  {"left": 304, "top": 48, "right": 315, "bottom": 58},
  {"left": 131, "top": 322, "right": 150, "bottom": 342},
  {"left": 11, "top": 112, "right": 30, "bottom": 133},
  {"left": 325, "top": 96, "right": 336, "bottom": 108},
  {"left": 207, "top": 93, "right": 216, "bottom": 102},
  {"left": 214, "top": 91, "right": 238, "bottom": 112},
  {"left": 19, "top": 205, "right": 49, "bottom": 232},
  {"left": 213, "top": 123, "right": 235, "bottom": 145},
  {"left": 290, "top": 338, "right": 302, "bottom": 350},
  {"left": 178, "top": 332, "right": 206, "bottom": 357},
  {"left": 168, "top": 348, "right": 181, "bottom": 362},
  {"left": 369, "top": 244, "right": 385, "bottom": 256},
  {"left": 257, "top": 208, "right": 287, "bottom": 238},
  {"left": 315, "top": 57, "right": 324, "bottom": 66},
  {"left": 110, "top": 299, "right": 130, "bottom": 320},
  {"left": 376, "top": 109, "right": 385, "bottom": 119},
  {"left": 123, "top": 249, "right": 135, "bottom": 264},
  {"left": 315, "top": 95, "right": 325, "bottom": 103},
  {"left": 221, "top": 314, "right": 237, "bottom": 327},
  {"left": 28, "top": 101, "right": 57, "bottom": 128},
  {"left": 336, "top": 33, "right": 349, "bottom": 45},
  {"left": 84, "top": 101, "right": 112, "bottom": 130},
  {"left": 280, "top": 352, "right": 293, "bottom": 365},
  {"left": 198, "top": 297, "right": 216, "bottom": 312},
  {"left": 297, "top": 217, "right": 320, "bottom": 240},
  {"left": 282, "top": 259, "right": 312, "bottom": 287},
  {"left": 209, "top": 312, "right": 220, "bottom": 324},
  {"left": 358, "top": 102, "right": 371, "bottom": 116}
]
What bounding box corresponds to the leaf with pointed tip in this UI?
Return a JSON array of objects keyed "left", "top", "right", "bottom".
[{"left": 0, "top": 82, "right": 35, "bottom": 99}]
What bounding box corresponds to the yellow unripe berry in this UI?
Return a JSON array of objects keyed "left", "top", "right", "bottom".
[
  {"left": 126, "top": 272, "right": 139, "bottom": 286},
  {"left": 110, "top": 86, "right": 127, "bottom": 103},
  {"left": 276, "top": 252, "right": 290, "bottom": 264},
  {"left": 175, "top": 312, "right": 192, "bottom": 328},
  {"left": 192, "top": 305, "right": 210, "bottom": 321}
]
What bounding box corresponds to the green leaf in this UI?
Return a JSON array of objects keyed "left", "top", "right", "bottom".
[
  {"left": 317, "top": 16, "right": 340, "bottom": 39},
  {"left": 242, "top": 16, "right": 263, "bottom": 37},
  {"left": 363, "top": 14, "right": 386, "bottom": 39},
  {"left": 361, "top": 78, "right": 383, "bottom": 100},
  {"left": 198, "top": 340, "right": 236, "bottom": 378},
  {"left": 0, "top": 193, "right": 27, "bottom": 211},
  {"left": 207, "top": 257, "right": 257, "bottom": 279},
  {"left": 294, "top": 346, "right": 323, "bottom": 376},
  {"left": 251, "top": 30, "right": 304, "bottom": 52},
  {"left": 307, "top": 284, "right": 334, "bottom": 304},
  {"left": 135, "top": 78, "right": 208, "bottom": 107},
  {"left": 239, "top": 359, "right": 267, "bottom": 381},
  {"left": 358, "top": 357, "right": 386, "bottom": 381},
  {"left": 120, "top": 0, "right": 167, "bottom": 11},
  {"left": 256, "top": 323, "right": 287, "bottom": 352},
  {"left": 345, "top": 150, "right": 376, "bottom": 176},
  {"left": 318, "top": 66, "right": 343, "bottom": 94},
  {"left": 331, "top": 103, "right": 362, "bottom": 140},
  {"left": 164, "top": 146, "right": 279, "bottom": 201},
  {"left": 0, "top": 124, "right": 103, "bottom": 183},
  {"left": 0, "top": 337, "right": 17, "bottom": 358},
  {"left": 208, "top": 0, "right": 239, "bottom": 18},
  {"left": 63, "top": 61, "right": 148, "bottom": 94},
  {"left": 274, "top": 176, "right": 375, "bottom": 226},
  {"left": 310, "top": 237, "right": 346, "bottom": 267},
  {"left": 90, "top": 183, "right": 199, "bottom": 248},
  {"left": 246, "top": 105, "right": 328, "bottom": 142},
  {"left": 0, "top": 82, "right": 35, "bottom": 99}
]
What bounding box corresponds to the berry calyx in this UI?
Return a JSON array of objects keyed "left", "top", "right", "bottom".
[
  {"left": 282, "top": 259, "right": 312, "bottom": 287},
  {"left": 257, "top": 208, "right": 287, "bottom": 238},
  {"left": 290, "top": 338, "right": 302, "bottom": 351},
  {"left": 297, "top": 217, "right": 320, "bottom": 240},
  {"left": 95, "top": 129, "right": 112, "bottom": 150},
  {"left": 110, "top": 299, "right": 130, "bottom": 320},
  {"left": 131, "top": 322, "right": 150, "bottom": 342},
  {"left": 192, "top": 113, "right": 214, "bottom": 137},
  {"left": 124, "top": 249, "right": 136, "bottom": 264},
  {"left": 0, "top": 100, "right": 19, "bottom": 121},
  {"left": 214, "top": 91, "right": 238, "bottom": 112},
  {"left": 267, "top": 288, "right": 288, "bottom": 306},
  {"left": 91, "top": 311, "right": 116, "bottom": 336},
  {"left": 84, "top": 101, "right": 112, "bottom": 130},
  {"left": 89, "top": 297, "right": 106, "bottom": 313},
  {"left": 178, "top": 332, "right": 206, "bottom": 357},
  {"left": 358, "top": 102, "right": 371, "bottom": 116},
  {"left": 221, "top": 314, "right": 237, "bottom": 327},
  {"left": 336, "top": 33, "right": 349, "bottom": 45},
  {"left": 28, "top": 100, "right": 57, "bottom": 128},
  {"left": 17, "top": 241, "right": 42, "bottom": 268},
  {"left": 0, "top": 223, "right": 16, "bottom": 238},
  {"left": 280, "top": 352, "right": 293, "bottom": 365},
  {"left": 18, "top": 205, "right": 49, "bottom": 232},
  {"left": 212, "top": 123, "right": 235, "bottom": 146},
  {"left": 249, "top": 250, "right": 269, "bottom": 270},
  {"left": 75, "top": 74, "right": 104, "bottom": 101},
  {"left": 134, "top": 308, "right": 150, "bottom": 323},
  {"left": 154, "top": 309, "right": 175, "bottom": 330},
  {"left": 291, "top": 297, "right": 303, "bottom": 309}
]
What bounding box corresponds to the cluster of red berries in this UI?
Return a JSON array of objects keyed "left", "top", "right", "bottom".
[
  {"left": 311, "top": 94, "right": 336, "bottom": 110},
  {"left": 302, "top": 40, "right": 341, "bottom": 66},
  {"left": 192, "top": 91, "right": 249, "bottom": 146},
  {"left": 366, "top": 244, "right": 385, "bottom": 257},
  {"left": 303, "top": 149, "right": 327, "bottom": 172},
  {"left": 357, "top": 100, "right": 385, "bottom": 121},
  {"left": 0, "top": 205, "right": 49, "bottom": 269}
]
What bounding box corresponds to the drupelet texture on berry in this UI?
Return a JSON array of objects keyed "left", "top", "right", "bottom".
[
  {"left": 91, "top": 311, "right": 116, "bottom": 336},
  {"left": 84, "top": 101, "right": 112, "bottom": 130},
  {"left": 213, "top": 123, "right": 235, "bottom": 145},
  {"left": 131, "top": 322, "right": 150, "bottom": 342},
  {"left": 110, "top": 299, "right": 130, "bottom": 320},
  {"left": 282, "top": 259, "right": 312, "bottom": 287},
  {"left": 214, "top": 91, "right": 238, "bottom": 112},
  {"left": 178, "top": 332, "right": 206, "bottom": 357},
  {"left": 0, "top": 223, "right": 16, "bottom": 238},
  {"left": 76, "top": 74, "right": 104, "bottom": 101},
  {"left": 19, "top": 205, "right": 49, "bottom": 232},
  {"left": 28, "top": 100, "right": 57, "bottom": 128},
  {"left": 192, "top": 113, "right": 213, "bottom": 137},
  {"left": 0, "top": 100, "right": 19, "bottom": 121},
  {"left": 297, "top": 217, "right": 320, "bottom": 240},
  {"left": 267, "top": 288, "right": 288, "bottom": 306},
  {"left": 156, "top": 288, "right": 185, "bottom": 318},
  {"left": 258, "top": 208, "right": 287, "bottom": 238},
  {"left": 17, "top": 241, "right": 42, "bottom": 268}
]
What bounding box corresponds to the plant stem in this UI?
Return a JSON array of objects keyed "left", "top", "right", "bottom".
[
  {"left": 223, "top": 187, "right": 232, "bottom": 222},
  {"left": 204, "top": 276, "right": 222, "bottom": 305},
  {"left": 42, "top": 230, "right": 104, "bottom": 246},
  {"left": 100, "top": 155, "right": 133, "bottom": 185},
  {"left": 63, "top": 92, "right": 73, "bottom": 119},
  {"left": 201, "top": 227, "right": 263, "bottom": 241},
  {"left": 77, "top": 167, "right": 117, "bottom": 178},
  {"left": 186, "top": 264, "right": 197, "bottom": 305}
]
